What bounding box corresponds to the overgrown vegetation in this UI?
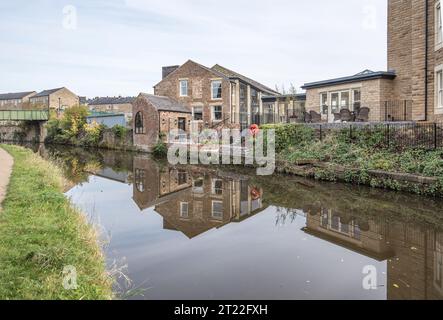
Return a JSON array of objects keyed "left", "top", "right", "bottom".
[
  {"left": 152, "top": 140, "right": 168, "bottom": 158},
  {"left": 261, "top": 123, "right": 443, "bottom": 196},
  {"left": 45, "top": 106, "right": 132, "bottom": 148},
  {"left": 0, "top": 145, "right": 112, "bottom": 299}
]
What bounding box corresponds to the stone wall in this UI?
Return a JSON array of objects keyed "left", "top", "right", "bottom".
[
  {"left": 388, "top": 0, "right": 443, "bottom": 121},
  {"left": 0, "top": 121, "right": 45, "bottom": 143}
]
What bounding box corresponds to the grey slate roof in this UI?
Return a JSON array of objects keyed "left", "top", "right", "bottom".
[
  {"left": 88, "top": 96, "right": 136, "bottom": 105},
  {"left": 302, "top": 70, "right": 396, "bottom": 89},
  {"left": 0, "top": 91, "right": 36, "bottom": 100},
  {"left": 212, "top": 64, "right": 281, "bottom": 96},
  {"left": 139, "top": 93, "right": 191, "bottom": 114},
  {"left": 32, "top": 87, "right": 65, "bottom": 98}
]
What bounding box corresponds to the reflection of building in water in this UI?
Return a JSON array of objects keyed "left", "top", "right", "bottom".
[
  {"left": 132, "top": 156, "right": 266, "bottom": 239},
  {"left": 304, "top": 209, "right": 443, "bottom": 300}
]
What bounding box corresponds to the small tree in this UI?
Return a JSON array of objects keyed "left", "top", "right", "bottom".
[{"left": 61, "top": 105, "right": 88, "bottom": 136}]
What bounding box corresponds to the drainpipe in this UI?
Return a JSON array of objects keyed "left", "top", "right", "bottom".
[{"left": 425, "top": 0, "right": 429, "bottom": 121}]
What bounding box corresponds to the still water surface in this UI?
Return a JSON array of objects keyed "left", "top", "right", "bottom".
[{"left": 32, "top": 144, "right": 443, "bottom": 300}]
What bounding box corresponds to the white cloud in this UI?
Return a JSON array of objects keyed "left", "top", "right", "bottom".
[{"left": 0, "top": 0, "right": 387, "bottom": 97}]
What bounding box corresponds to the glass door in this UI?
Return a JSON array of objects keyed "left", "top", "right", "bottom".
[{"left": 330, "top": 92, "right": 340, "bottom": 122}]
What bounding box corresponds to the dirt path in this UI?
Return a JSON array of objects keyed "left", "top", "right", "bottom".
[{"left": 0, "top": 146, "right": 14, "bottom": 211}]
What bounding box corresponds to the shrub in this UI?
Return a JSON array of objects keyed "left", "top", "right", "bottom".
[
  {"left": 61, "top": 105, "right": 88, "bottom": 136},
  {"left": 261, "top": 124, "right": 315, "bottom": 153},
  {"left": 81, "top": 121, "right": 105, "bottom": 146},
  {"left": 112, "top": 125, "right": 128, "bottom": 139},
  {"left": 152, "top": 141, "right": 168, "bottom": 158}
]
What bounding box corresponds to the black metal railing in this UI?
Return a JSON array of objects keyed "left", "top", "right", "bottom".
[
  {"left": 312, "top": 122, "right": 443, "bottom": 150},
  {"left": 381, "top": 100, "right": 413, "bottom": 122}
]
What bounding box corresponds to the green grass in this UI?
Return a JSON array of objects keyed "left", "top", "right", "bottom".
[{"left": 0, "top": 145, "right": 112, "bottom": 300}]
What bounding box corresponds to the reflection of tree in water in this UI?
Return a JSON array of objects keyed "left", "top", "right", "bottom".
[{"left": 275, "top": 207, "right": 303, "bottom": 226}]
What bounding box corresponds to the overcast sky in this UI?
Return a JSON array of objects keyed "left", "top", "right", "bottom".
[{"left": 0, "top": 0, "right": 388, "bottom": 97}]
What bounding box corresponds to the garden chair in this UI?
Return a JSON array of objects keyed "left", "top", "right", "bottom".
[
  {"left": 355, "top": 107, "right": 370, "bottom": 122},
  {"left": 340, "top": 109, "right": 354, "bottom": 122},
  {"left": 333, "top": 113, "right": 341, "bottom": 122},
  {"left": 309, "top": 111, "right": 322, "bottom": 123}
]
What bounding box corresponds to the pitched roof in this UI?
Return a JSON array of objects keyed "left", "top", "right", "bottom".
[
  {"left": 302, "top": 70, "right": 396, "bottom": 89},
  {"left": 139, "top": 93, "right": 191, "bottom": 113},
  {"left": 154, "top": 60, "right": 231, "bottom": 87},
  {"left": 212, "top": 64, "right": 281, "bottom": 96},
  {"left": 32, "top": 87, "right": 65, "bottom": 98},
  {"left": 89, "top": 96, "right": 136, "bottom": 105},
  {"left": 0, "top": 91, "right": 36, "bottom": 100}
]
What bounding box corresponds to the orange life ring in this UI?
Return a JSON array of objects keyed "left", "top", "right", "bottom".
[{"left": 250, "top": 188, "right": 261, "bottom": 200}]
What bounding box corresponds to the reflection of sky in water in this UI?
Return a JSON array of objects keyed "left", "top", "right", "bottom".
[{"left": 67, "top": 176, "right": 387, "bottom": 300}]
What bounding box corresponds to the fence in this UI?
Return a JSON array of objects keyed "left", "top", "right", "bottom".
[
  {"left": 381, "top": 100, "right": 413, "bottom": 122},
  {"left": 312, "top": 122, "right": 443, "bottom": 150}
]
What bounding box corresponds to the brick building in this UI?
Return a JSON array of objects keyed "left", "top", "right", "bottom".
[
  {"left": 88, "top": 96, "right": 135, "bottom": 124},
  {"left": 132, "top": 93, "right": 192, "bottom": 151},
  {"left": 0, "top": 91, "right": 37, "bottom": 109},
  {"left": 154, "top": 60, "right": 282, "bottom": 130},
  {"left": 29, "top": 87, "right": 79, "bottom": 112}
]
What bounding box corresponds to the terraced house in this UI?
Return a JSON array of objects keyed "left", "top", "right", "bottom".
[
  {"left": 0, "top": 91, "right": 37, "bottom": 109},
  {"left": 303, "top": 0, "right": 443, "bottom": 123},
  {"left": 88, "top": 96, "right": 136, "bottom": 124},
  {"left": 29, "top": 87, "right": 79, "bottom": 112}
]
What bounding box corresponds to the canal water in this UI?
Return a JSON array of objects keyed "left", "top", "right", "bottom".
[{"left": 32, "top": 144, "right": 443, "bottom": 300}]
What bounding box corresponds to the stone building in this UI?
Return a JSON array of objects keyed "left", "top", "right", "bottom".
[
  {"left": 302, "top": 70, "right": 397, "bottom": 122},
  {"left": 0, "top": 91, "right": 37, "bottom": 109},
  {"left": 132, "top": 93, "right": 192, "bottom": 151},
  {"left": 29, "top": 87, "right": 79, "bottom": 112},
  {"left": 387, "top": 0, "right": 443, "bottom": 121},
  {"left": 303, "top": 0, "right": 443, "bottom": 123},
  {"left": 88, "top": 96, "right": 135, "bottom": 124},
  {"left": 154, "top": 60, "right": 282, "bottom": 131}
]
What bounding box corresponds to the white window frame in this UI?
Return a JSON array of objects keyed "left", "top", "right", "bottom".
[
  {"left": 211, "top": 105, "right": 223, "bottom": 121},
  {"left": 211, "top": 80, "right": 223, "bottom": 100},
  {"left": 179, "top": 79, "right": 188, "bottom": 97},
  {"left": 436, "top": 2, "right": 443, "bottom": 51},
  {"left": 180, "top": 202, "right": 189, "bottom": 218},
  {"left": 211, "top": 201, "right": 223, "bottom": 220},
  {"left": 435, "top": 65, "right": 443, "bottom": 114}
]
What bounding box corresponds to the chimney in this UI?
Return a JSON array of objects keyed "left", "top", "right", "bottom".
[{"left": 162, "top": 65, "right": 179, "bottom": 79}]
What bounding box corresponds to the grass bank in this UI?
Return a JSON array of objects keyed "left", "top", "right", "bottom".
[
  {"left": 0, "top": 144, "right": 112, "bottom": 300},
  {"left": 262, "top": 124, "right": 443, "bottom": 197}
]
